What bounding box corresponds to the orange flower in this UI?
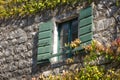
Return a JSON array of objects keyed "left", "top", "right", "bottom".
[
  {"left": 84, "top": 45, "right": 93, "bottom": 51},
  {"left": 112, "top": 40, "right": 117, "bottom": 46},
  {"left": 70, "top": 41, "right": 77, "bottom": 48},
  {"left": 74, "top": 39, "right": 81, "bottom": 45},
  {"left": 116, "top": 38, "right": 120, "bottom": 46},
  {"left": 105, "top": 47, "right": 113, "bottom": 55},
  {"left": 117, "top": 47, "right": 120, "bottom": 54}
]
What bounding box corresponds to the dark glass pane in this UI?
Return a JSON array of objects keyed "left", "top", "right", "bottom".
[
  {"left": 59, "top": 23, "right": 69, "bottom": 52},
  {"left": 71, "top": 20, "right": 78, "bottom": 41},
  {"left": 59, "top": 18, "right": 78, "bottom": 53}
]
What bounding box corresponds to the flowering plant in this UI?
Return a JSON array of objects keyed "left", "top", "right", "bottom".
[
  {"left": 84, "top": 38, "right": 120, "bottom": 62},
  {"left": 65, "top": 38, "right": 81, "bottom": 49}
]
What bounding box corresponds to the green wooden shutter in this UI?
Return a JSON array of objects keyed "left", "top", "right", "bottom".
[
  {"left": 37, "top": 20, "right": 53, "bottom": 63},
  {"left": 78, "top": 6, "right": 93, "bottom": 46}
]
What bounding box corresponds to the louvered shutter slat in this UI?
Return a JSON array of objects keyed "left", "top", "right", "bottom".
[
  {"left": 78, "top": 6, "right": 93, "bottom": 45},
  {"left": 37, "top": 20, "right": 53, "bottom": 64}
]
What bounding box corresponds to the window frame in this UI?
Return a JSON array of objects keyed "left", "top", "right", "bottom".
[{"left": 57, "top": 17, "right": 78, "bottom": 54}]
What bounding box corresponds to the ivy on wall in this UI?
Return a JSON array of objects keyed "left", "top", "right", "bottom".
[
  {"left": 0, "top": 0, "right": 120, "bottom": 19},
  {"left": 0, "top": 0, "right": 93, "bottom": 19}
]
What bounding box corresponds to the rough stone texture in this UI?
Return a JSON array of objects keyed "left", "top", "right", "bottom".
[
  {"left": 0, "top": 0, "right": 120, "bottom": 79},
  {"left": 0, "top": 23, "right": 38, "bottom": 79}
]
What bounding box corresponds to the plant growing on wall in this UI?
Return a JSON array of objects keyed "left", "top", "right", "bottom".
[
  {"left": 0, "top": 0, "right": 84, "bottom": 19},
  {"left": 31, "top": 39, "right": 120, "bottom": 80},
  {"left": 1, "top": 0, "right": 120, "bottom": 19},
  {"left": 84, "top": 38, "right": 120, "bottom": 62},
  {"left": 65, "top": 38, "right": 81, "bottom": 64}
]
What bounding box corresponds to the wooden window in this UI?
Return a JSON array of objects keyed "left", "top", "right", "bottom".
[
  {"left": 58, "top": 18, "right": 78, "bottom": 53},
  {"left": 37, "top": 6, "right": 93, "bottom": 64}
]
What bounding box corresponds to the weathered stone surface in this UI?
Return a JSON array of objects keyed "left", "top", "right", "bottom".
[
  {"left": 1, "top": 64, "right": 8, "bottom": 72},
  {"left": 97, "top": 3, "right": 104, "bottom": 10},
  {"left": 0, "top": 0, "right": 119, "bottom": 79},
  {"left": 0, "top": 58, "right": 6, "bottom": 64},
  {"left": 34, "top": 15, "right": 41, "bottom": 23},
  {"left": 0, "top": 41, "right": 8, "bottom": 48},
  {"left": 18, "top": 60, "right": 25, "bottom": 69},
  {"left": 69, "top": 64, "right": 78, "bottom": 70},
  {"left": 24, "top": 25, "right": 34, "bottom": 32},
  {"left": 105, "top": 18, "right": 115, "bottom": 27},
  {"left": 0, "top": 52, "right": 3, "bottom": 58},
  {"left": 9, "top": 62, "right": 17, "bottom": 72},
  {"left": 15, "top": 44, "right": 27, "bottom": 54},
  {"left": 10, "top": 78, "right": 17, "bottom": 80},
  {"left": 5, "top": 72, "right": 12, "bottom": 78},
  {"left": 95, "top": 18, "right": 114, "bottom": 32},
  {"left": 12, "top": 39, "right": 18, "bottom": 45},
  {"left": 26, "top": 43, "right": 32, "bottom": 50},
  {"left": 14, "top": 28, "right": 27, "bottom": 38},
  {"left": 13, "top": 55, "right": 20, "bottom": 61},
  {"left": 4, "top": 49, "right": 11, "bottom": 57},
  {"left": 28, "top": 16, "right": 35, "bottom": 26},
  {"left": 7, "top": 31, "right": 15, "bottom": 40},
  {"left": 27, "top": 33, "right": 33, "bottom": 39},
  {"left": 24, "top": 68, "right": 31, "bottom": 74},
  {"left": 25, "top": 51, "right": 32, "bottom": 58},
  {"left": 6, "top": 56, "right": 13, "bottom": 63},
  {"left": 20, "top": 19, "right": 28, "bottom": 27},
  {"left": 18, "top": 37, "right": 27, "bottom": 43},
  {"left": 53, "top": 68, "right": 60, "bottom": 75},
  {"left": 43, "top": 70, "right": 52, "bottom": 77}
]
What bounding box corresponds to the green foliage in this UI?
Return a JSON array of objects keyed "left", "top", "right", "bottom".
[
  {"left": 32, "top": 38, "right": 120, "bottom": 80},
  {"left": 0, "top": 0, "right": 83, "bottom": 19},
  {"left": 79, "top": 65, "right": 104, "bottom": 80},
  {"left": 0, "top": 0, "right": 97, "bottom": 19},
  {"left": 84, "top": 38, "right": 120, "bottom": 62},
  {"left": 0, "top": 0, "right": 120, "bottom": 19},
  {"left": 32, "top": 66, "right": 120, "bottom": 80}
]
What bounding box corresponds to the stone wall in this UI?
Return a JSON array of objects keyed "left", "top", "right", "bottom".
[
  {"left": 0, "top": 18, "right": 39, "bottom": 79},
  {"left": 0, "top": 0, "right": 120, "bottom": 79},
  {"left": 93, "top": 0, "right": 120, "bottom": 44}
]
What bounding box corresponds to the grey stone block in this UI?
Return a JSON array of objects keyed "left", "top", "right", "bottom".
[
  {"left": 10, "top": 78, "right": 17, "bottom": 80},
  {"left": 69, "top": 64, "right": 78, "bottom": 70},
  {"left": 12, "top": 39, "right": 18, "bottom": 45},
  {"left": 27, "top": 33, "right": 33, "bottom": 39},
  {"left": 4, "top": 50, "right": 11, "bottom": 57},
  {"left": 0, "top": 58, "right": 6, "bottom": 64},
  {"left": 8, "top": 31, "right": 15, "bottom": 40},
  {"left": 25, "top": 51, "right": 32, "bottom": 58},
  {"left": 24, "top": 26, "right": 33, "bottom": 32},
  {"left": 20, "top": 19, "right": 28, "bottom": 27},
  {"left": 18, "top": 37, "right": 27, "bottom": 43},
  {"left": 35, "top": 15, "right": 41, "bottom": 23},
  {"left": 6, "top": 56, "right": 13, "bottom": 63},
  {"left": 9, "top": 63, "right": 17, "bottom": 72},
  {"left": 0, "top": 52, "right": 3, "bottom": 58},
  {"left": 96, "top": 19, "right": 105, "bottom": 31},
  {"left": 14, "top": 28, "right": 26, "bottom": 38},
  {"left": 18, "top": 60, "right": 25, "bottom": 69},
  {"left": 26, "top": 43, "right": 32, "bottom": 50},
  {"left": 13, "top": 55, "right": 20, "bottom": 61},
  {"left": 1, "top": 41, "right": 8, "bottom": 48},
  {"left": 53, "top": 68, "right": 60, "bottom": 75},
  {"left": 43, "top": 70, "right": 52, "bottom": 77}
]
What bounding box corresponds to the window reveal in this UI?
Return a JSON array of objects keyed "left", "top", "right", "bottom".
[{"left": 58, "top": 18, "right": 78, "bottom": 53}]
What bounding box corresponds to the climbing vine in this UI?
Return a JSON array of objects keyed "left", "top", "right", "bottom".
[
  {"left": 0, "top": 0, "right": 93, "bottom": 19},
  {"left": 0, "top": 0, "right": 120, "bottom": 19}
]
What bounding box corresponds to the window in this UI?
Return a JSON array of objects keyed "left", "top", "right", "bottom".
[
  {"left": 37, "top": 6, "right": 93, "bottom": 64},
  {"left": 58, "top": 18, "right": 78, "bottom": 53}
]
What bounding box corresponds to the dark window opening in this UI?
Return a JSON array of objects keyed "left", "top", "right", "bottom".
[{"left": 58, "top": 18, "right": 78, "bottom": 53}]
